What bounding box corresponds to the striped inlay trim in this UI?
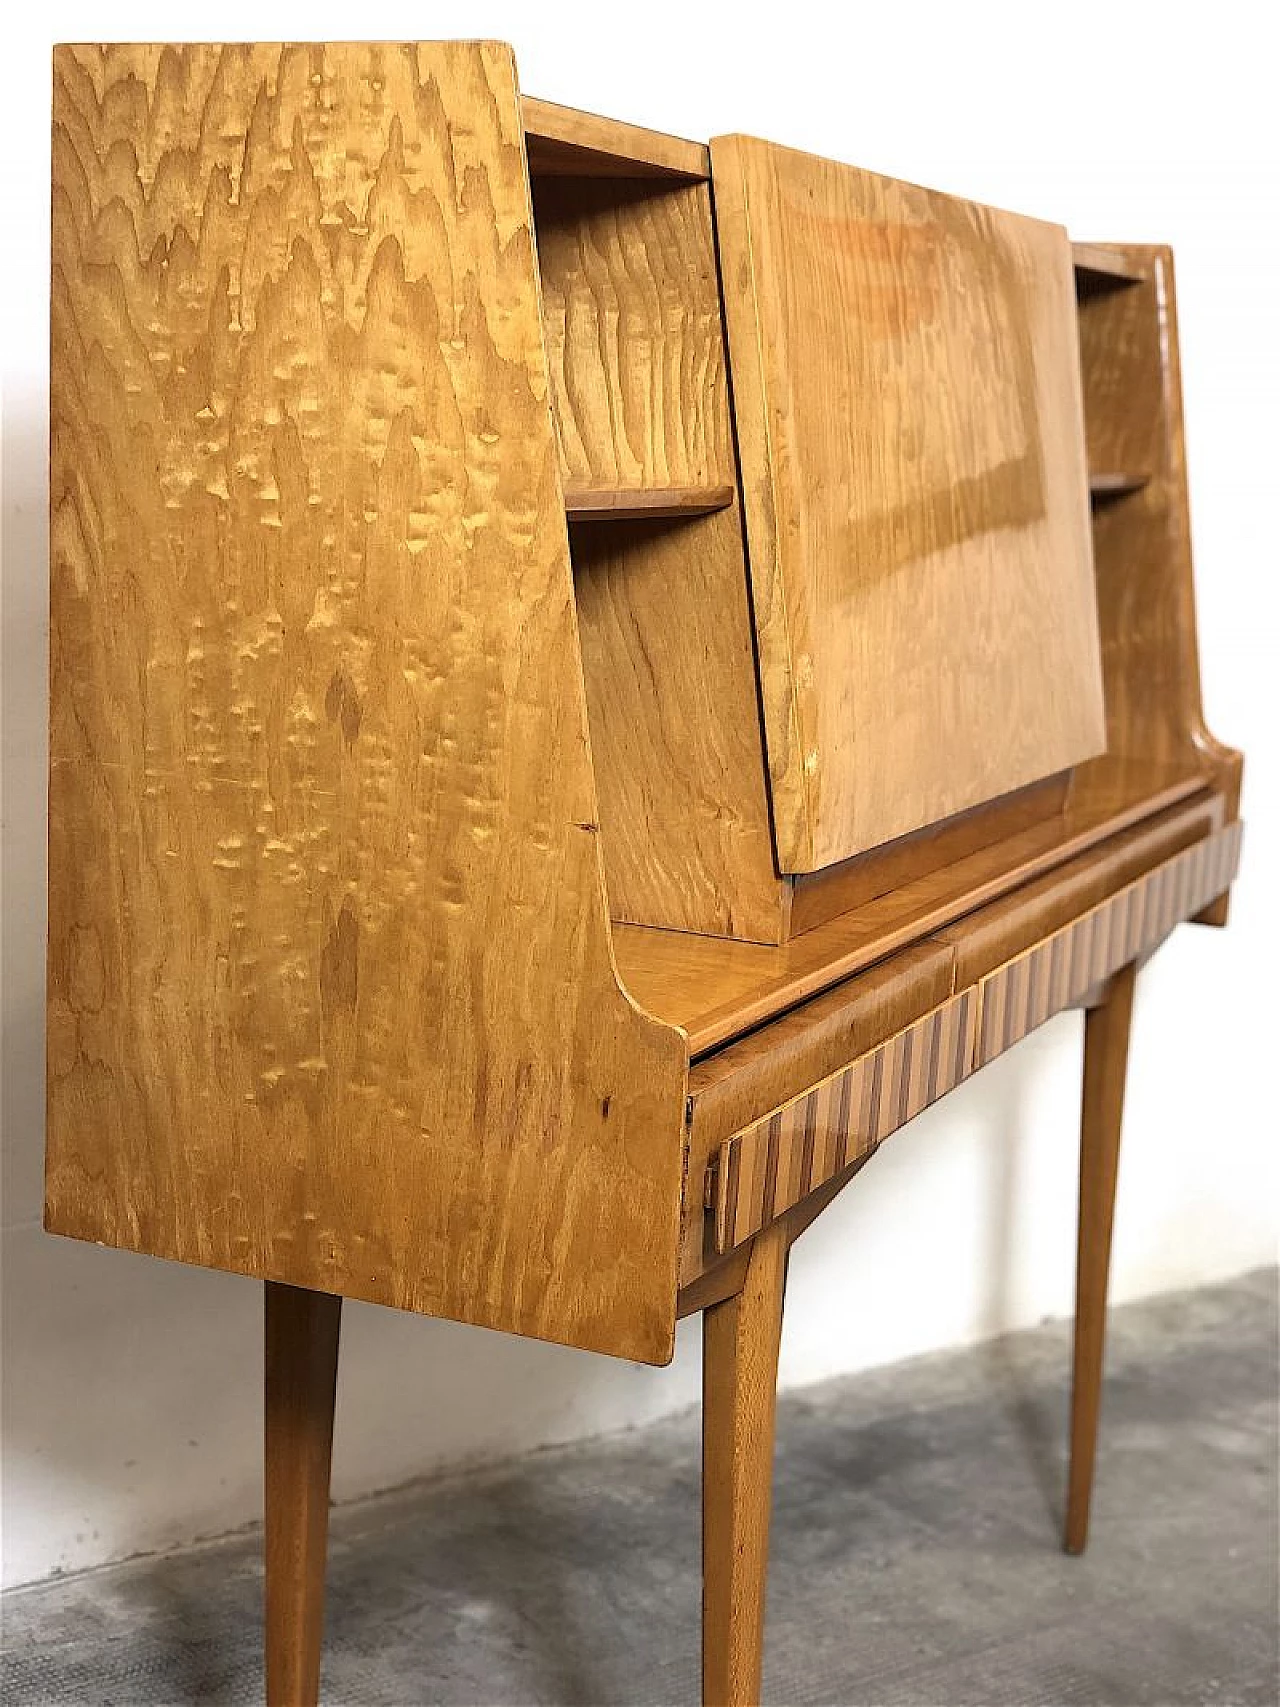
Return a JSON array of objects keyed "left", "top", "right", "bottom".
[
  {"left": 713, "top": 990, "right": 978, "bottom": 1256},
  {"left": 711, "top": 821, "right": 1242, "bottom": 1254},
  {"left": 974, "top": 818, "right": 1241, "bottom": 1066}
]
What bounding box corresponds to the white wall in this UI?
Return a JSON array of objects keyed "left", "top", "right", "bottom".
[{"left": 3, "top": 0, "right": 1276, "bottom": 1590}]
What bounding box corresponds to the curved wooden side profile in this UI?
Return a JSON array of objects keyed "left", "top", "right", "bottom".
[
  {"left": 1077, "top": 241, "right": 1243, "bottom": 924},
  {"left": 45, "top": 40, "right": 688, "bottom": 1366}
]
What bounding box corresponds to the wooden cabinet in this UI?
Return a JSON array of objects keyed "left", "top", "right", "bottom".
[{"left": 45, "top": 44, "right": 1243, "bottom": 1707}]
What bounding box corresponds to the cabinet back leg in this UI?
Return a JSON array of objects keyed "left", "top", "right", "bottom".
[
  {"left": 1066, "top": 962, "right": 1136, "bottom": 1555},
  {"left": 265, "top": 1281, "right": 342, "bottom": 1707},
  {"left": 702, "top": 1222, "right": 789, "bottom": 1707}
]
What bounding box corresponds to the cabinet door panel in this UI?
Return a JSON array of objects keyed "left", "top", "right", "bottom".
[{"left": 712, "top": 136, "right": 1105, "bottom": 873}]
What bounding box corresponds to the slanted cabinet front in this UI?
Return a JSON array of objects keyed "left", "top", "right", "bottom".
[{"left": 710, "top": 135, "right": 1107, "bottom": 874}]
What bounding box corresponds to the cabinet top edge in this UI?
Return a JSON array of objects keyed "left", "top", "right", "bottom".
[{"left": 523, "top": 94, "right": 709, "bottom": 180}]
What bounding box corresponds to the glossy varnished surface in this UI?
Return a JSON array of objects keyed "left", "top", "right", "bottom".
[
  {"left": 534, "top": 176, "right": 735, "bottom": 498},
  {"left": 45, "top": 42, "right": 688, "bottom": 1363},
  {"left": 937, "top": 789, "right": 1223, "bottom": 985},
  {"left": 680, "top": 790, "right": 1221, "bottom": 1271},
  {"left": 712, "top": 137, "right": 1107, "bottom": 872},
  {"left": 679, "top": 942, "right": 954, "bottom": 1283},
  {"left": 679, "top": 795, "right": 1230, "bottom": 1288},
  {"left": 709, "top": 821, "right": 1241, "bottom": 1257},
  {"left": 535, "top": 171, "right": 786, "bottom": 941},
  {"left": 613, "top": 759, "right": 1211, "bottom": 1053},
  {"left": 42, "top": 57, "right": 1246, "bottom": 1707},
  {"left": 713, "top": 991, "right": 978, "bottom": 1255},
  {"left": 788, "top": 775, "right": 1069, "bottom": 937},
  {"left": 1078, "top": 247, "right": 1243, "bottom": 811},
  {"left": 971, "top": 822, "right": 1239, "bottom": 1067}
]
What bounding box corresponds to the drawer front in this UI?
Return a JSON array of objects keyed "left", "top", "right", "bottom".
[{"left": 710, "top": 822, "right": 1241, "bottom": 1254}]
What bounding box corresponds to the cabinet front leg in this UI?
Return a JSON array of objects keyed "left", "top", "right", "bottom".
[
  {"left": 702, "top": 1220, "right": 789, "bottom": 1707},
  {"left": 1066, "top": 961, "right": 1137, "bottom": 1555},
  {"left": 265, "top": 1281, "right": 342, "bottom": 1707}
]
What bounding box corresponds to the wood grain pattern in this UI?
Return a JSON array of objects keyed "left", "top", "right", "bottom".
[
  {"left": 523, "top": 94, "right": 709, "bottom": 180},
  {"left": 788, "top": 775, "right": 1069, "bottom": 937},
  {"left": 683, "top": 791, "right": 1221, "bottom": 1284},
  {"left": 711, "top": 820, "right": 1241, "bottom": 1254},
  {"left": 572, "top": 511, "right": 787, "bottom": 942},
  {"left": 41, "top": 62, "right": 1245, "bottom": 1707},
  {"left": 613, "top": 759, "right": 1211, "bottom": 1054},
  {"left": 686, "top": 944, "right": 956, "bottom": 1154},
  {"left": 711, "top": 135, "right": 1106, "bottom": 872},
  {"left": 1077, "top": 253, "right": 1166, "bottom": 479},
  {"left": 702, "top": 1219, "right": 788, "bottom": 1707},
  {"left": 45, "top": 41, "right": 689, "bottom": 1365},
  {"left": 541, "top": 173, "right": 784, "bottom": 943},
  {"left": 1080, "top": 246, "right": 1243, "bottom": 839},
  {"left": 534, "top": 176, "right": 735, "bottom": 497},
  {"left": 939, "top": 788, "right": 1223, "bottom": 987}
]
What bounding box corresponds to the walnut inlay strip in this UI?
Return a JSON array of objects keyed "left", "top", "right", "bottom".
[
  {"left": 975, "top": 821, "right": 1241, "bottom": 1066},
  {"left": 712, "top": 986, "right": 976, "bottom": 1255},
  {"left": 712, "top": 823, "right": 1241, "bottom": 1253}
]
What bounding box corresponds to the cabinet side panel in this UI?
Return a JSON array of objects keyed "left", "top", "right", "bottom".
[
  {"left": 713, "top": 136, "right": 1107, "bottom": 873},
  {"left": 47, "top": 41, "right": 687, "bottom": 1364}
]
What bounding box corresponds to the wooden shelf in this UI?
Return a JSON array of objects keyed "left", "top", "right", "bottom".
[
  {"left": 1073, "top": 242, "right": 1146, "bottom": 296},
  {"left": 1090, "top": 472, "right": 1151, "bottom": 505},
  {"left": 564, "top": 484, "right": 735, "bottom": 521},
  {"left": 523, "top": 96, "right": 709, "bottom": 181}
]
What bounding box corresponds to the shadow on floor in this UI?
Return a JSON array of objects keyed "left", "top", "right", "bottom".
[{"left": 3, "top": 1269, "right": 1276, "bottom": 1706}]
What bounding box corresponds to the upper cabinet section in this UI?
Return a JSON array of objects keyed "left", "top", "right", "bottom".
[{"left": 711, "top": 137, "right": 1107, "bottom": 874}]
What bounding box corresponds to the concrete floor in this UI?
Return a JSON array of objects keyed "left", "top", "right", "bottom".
[{"left": 3, "top": 1269, "right": 1276, "bottom": 1707}]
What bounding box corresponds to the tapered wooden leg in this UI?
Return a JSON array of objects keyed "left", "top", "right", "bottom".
[
  {"left": 1065, "top": 962, "right": 1137, "bottom": 1555},
  {"left": 702, "top": 1221, "right": 789, "bottom": 1707},
  {"left": 265, "top": 1281, "right": 342, "bottom": 1707}
]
